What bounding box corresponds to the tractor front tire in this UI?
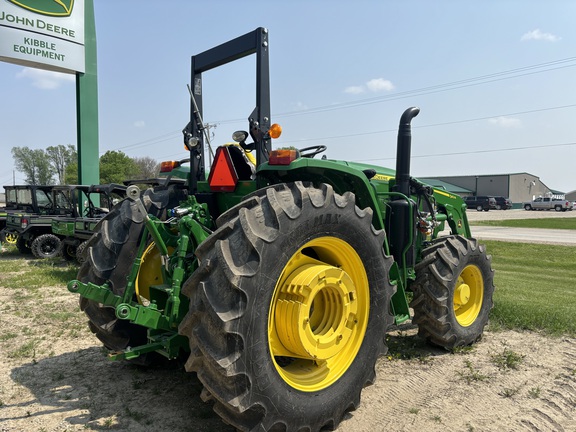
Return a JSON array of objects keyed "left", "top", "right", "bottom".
[
  {"left": 31, "top": 234, "right": 62, "bottom": 259},
  {"left": 77, "top": 184, "right": 185, "bottom": 364},
  {"left": 411, "top": 235, "right": 495, "bottom": 349},
  {"left": 179, "top": 182, "right": 394, "bottom": 432}
]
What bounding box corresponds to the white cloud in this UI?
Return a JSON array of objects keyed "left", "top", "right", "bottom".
[
  {"left": 292, "top": 101, "right": 309, "bottom": 110},
  {"left": 366, "top": 78, "right": 395, "bottom": 92},
  {"left": 16, "top": 67, "right": 74, "bottom": 89},
  {"left": 345, "top": 78, "right": 395, "bottom": 94},
  {"left": 521, "top": 29, "right": 561, "bottom": 42},
  {"left": 344, "top": 86, "right": 364, "bottom": 94},
  {"left": 489, "top": 116, "right": 522, "bottom": 128},
  {"left": 134, "top": 120, "right": 146, "bottom": 128}
]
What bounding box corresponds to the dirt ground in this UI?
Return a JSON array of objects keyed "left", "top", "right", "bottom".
[{"left": 1, "top": 210, "right": 575, "bottom": 431}]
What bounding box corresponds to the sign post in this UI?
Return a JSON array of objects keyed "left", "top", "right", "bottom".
[{"left": 76, "top": 0, "right": 98, "bottom": 186}]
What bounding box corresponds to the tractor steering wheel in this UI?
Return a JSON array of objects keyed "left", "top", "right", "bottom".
[{"left": 299, "top": 145, "right": 327, "bottom": 158}]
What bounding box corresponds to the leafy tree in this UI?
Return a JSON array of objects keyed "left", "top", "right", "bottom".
[
  {"left": 132, "top": 156, "right": 160, "bottom": 179},
  {"left": 64, "top": 161, "right": 79, "bottom": 184},
  {"left": 12, "top": 147, "right": 54, "bottom": 185},
  {"left": 46, "top": 144, "right": 77, "bottom": 185},
  {"left": 99, "top": 150, "right": 139, "bottom": 184}
]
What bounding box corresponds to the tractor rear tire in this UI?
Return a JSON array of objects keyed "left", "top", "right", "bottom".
[
  {"left": 410, "top": 235, "right": 495, "bottom": 349},
  {"left": 179, "top": 182, "right": 394, "bottom": 432},
  {"left": 77, "top": 184, "right": 185, "bottom": 365},
  {"left": 31, "top": 234, "right": 62, "bottom": 259}
]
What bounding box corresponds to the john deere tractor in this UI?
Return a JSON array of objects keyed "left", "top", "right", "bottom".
[{"left": 68, "top": 28, "right": 494, "bottom": 432}]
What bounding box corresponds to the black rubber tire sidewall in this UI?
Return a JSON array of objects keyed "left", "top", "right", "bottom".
[
  {"left": 31, "top": 234, "right": 62, "bottom": 259},
  {"left": 411, "top": 236, "right": 495, "bottom": 349},
  {"left": 16, "top": 235, "right": 32, "bottom": 254},
  {"left": 62, "top": 243, "right": 77, "bottom": 261},
  {"left": 180, "top": 182, "right": 394, "bottom": 431},
  {"left": 75, "top": 240, "right": 88, "bottom": 264},
  {"left": 77, "top": 184, "right": 186, "bottom": 358}
]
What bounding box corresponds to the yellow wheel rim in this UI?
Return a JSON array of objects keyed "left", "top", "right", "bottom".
[
  {"left": 135, "top": 242, "right": 173, "bottom": 304},
  {"left": 5, "top": 233, "right": 18, "bottom": 245},
  {"left": 268, "top": 236, "right": 369, "bottom": 392},
  {"left": 453, "top": 264, "right": 484, "bottom": 327}
]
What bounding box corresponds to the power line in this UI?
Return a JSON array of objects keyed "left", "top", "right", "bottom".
[
  {"left": 215, "top": 56, "right": 576, "bottom": 123},
  {"left": 355, "top": 141, "right": 576, "bottom": 163},
  {"left": 100, "top": 56, "right": 576, "bottom": 154},
  {"left": 152, "top": 103, "right": 576, "bottom": 162},
  {"left": 101, "top": 131, "right": 180, "bottom": 154},
  {"left": 276, "top": 103, "right": 576, "bottom": 145}
]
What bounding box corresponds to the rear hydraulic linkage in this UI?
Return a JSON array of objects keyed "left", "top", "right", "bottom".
[{"left": 68, "top": 185, "right": 213, "bottom": 360}]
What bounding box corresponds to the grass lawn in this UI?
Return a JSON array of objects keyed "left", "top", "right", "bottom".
[
  {"left": 0, "top": 246, "right": 77, "bottom": 289},
  {"left": 484, "top": 240, "right": 576, "bottom": 336}
]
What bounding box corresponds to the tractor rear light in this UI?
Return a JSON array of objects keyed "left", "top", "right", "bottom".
[
  {"left": 269, "top": 149, "right": 297, "bottom": 165},
  {"left": 268, "top": 123, "right": 283, "bottom": 139},
  {"left": 160, "top": 161, "right": 181, "bottom": 173},
  {"left": 21, "top": 218, "right": 28, "bottom": 229},
  {"left": 208, "top": 147, "right": 238, "bottom": 192}
]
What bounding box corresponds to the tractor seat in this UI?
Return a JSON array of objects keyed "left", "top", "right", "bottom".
[{"left": 225, "top": 145, "right": 256, "bottom": 180}]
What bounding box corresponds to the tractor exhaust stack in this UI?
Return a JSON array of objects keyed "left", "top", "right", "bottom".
[
  {"left": 388, "top": 107, "right": 420, "bottom": 269},
  {"left": 395, "top": 106, "right": 420, "bottom": 196}
]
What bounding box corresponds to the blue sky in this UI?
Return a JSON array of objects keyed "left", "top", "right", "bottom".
[{"left": 1, "top": 0, "right": 576, "bottom": 193}]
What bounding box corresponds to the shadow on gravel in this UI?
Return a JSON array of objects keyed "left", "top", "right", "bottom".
[
  {"left": 8, "top": 347, "right": 235, "bottom": 431},
  {"left": 385, "top": 322, "right": 453, "bottom": 362}
]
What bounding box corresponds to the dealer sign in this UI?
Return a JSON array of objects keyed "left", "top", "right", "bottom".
[{"left": 0, "top": 0, "right": 85, "bottom": 73}]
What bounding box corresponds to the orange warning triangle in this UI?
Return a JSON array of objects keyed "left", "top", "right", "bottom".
[{"left": 208, "top": 147, "right": 239, "bottom": 192}]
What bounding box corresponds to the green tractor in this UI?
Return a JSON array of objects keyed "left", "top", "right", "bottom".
[{"left": 68, "top": 28, "right": 494, "bottom": 432}]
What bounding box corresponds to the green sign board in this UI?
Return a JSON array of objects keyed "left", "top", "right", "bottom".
[{"left": 0, "top": 0, "right": 85, "bottom": 73}]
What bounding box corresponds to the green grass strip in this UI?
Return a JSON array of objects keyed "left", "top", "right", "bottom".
[
  {"left": 0, "top": 246, "right": 77, "bottom": 288},
  {"left": 484, "top": 240, "right": 576, "bottom": 336}
]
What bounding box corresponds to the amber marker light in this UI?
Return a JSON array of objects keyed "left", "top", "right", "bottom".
[
  {"left": 268, "top": 123, "right": 282, "bottom": 139},
  {"left": 269, "top": 149, "right": 297, "bottom": 165},
  {"left": 160, "top": 161, "right": 180, "bottom": 173}
]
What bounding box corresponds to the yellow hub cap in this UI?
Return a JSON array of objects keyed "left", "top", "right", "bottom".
[
  {"left": 135, "top": 242, "right": 173, "bottom": 304},
  {"left": 268, "top": 237, "right": 369, "bottom": 392},
  {"left": 453, "top": 264, "right": 484, "bottom": 327},
  {"left": 5, "top": 233, "right": 18, "bottom": 245}
]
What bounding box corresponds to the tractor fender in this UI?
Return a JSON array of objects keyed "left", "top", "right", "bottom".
[{"left": 257, "top": 158, "right": 386, "bottom": 231}]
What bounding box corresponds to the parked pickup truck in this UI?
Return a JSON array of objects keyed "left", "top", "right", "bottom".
[{"left": 523, "top": 197, "right": 571, "bottom": 212}]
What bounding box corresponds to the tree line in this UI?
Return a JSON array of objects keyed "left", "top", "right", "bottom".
[{"left": 11, "top": 145, "right": 160, "bottom": 185}]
